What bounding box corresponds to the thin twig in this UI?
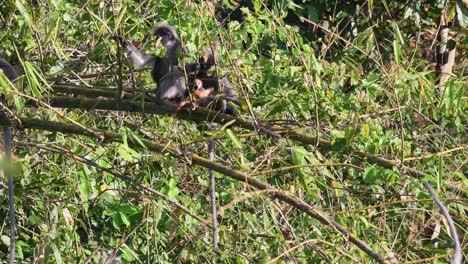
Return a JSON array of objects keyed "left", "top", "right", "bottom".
[
  {"left": 404, "top": 146, "right": 466, "bottom": 161},
  {"left": 16, "top": 141, "right": 209, "bottom": 226},
  {"left": 249, "top": 163, "right": 364, "bottom": 176},
  {"left": 208, "top": 138, "right": 218, "bottom": 251},
  {"left": 105, "top": 218, "right": 147, "bottom": 264},
  {"left": 422, "top": 182, "right": 462, "bottom": 264},
  {"left": 268, "top": 239, "right": 332, "bottom": 264}
]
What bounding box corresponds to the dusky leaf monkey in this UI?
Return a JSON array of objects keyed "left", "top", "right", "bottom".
[
  {"left": 0, "top": 58, "right": 19, "bottom": 264},
  {"left": 115, "top": 23, "right": 187, "bottom": 105}
]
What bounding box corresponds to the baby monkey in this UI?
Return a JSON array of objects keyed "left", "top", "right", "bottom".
[
  {"left": 177, "top": 78, "right": 215, "bottom": 110},
  {"left": 181, "top": 48, "right": 239, "bottom": 115},
  {"left": 194, "top": 79, "right": 215, "bottom": 99}
]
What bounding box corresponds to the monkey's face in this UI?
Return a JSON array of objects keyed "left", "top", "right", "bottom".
[
  {"left": 195, "top": 79, "right": 203, "bottom": 89},
  {"left": 158, "top": 34, "right": 172, "bottom": 46},
  {"left": 154, "top": 31, "right": 176, "bottom": 47}
]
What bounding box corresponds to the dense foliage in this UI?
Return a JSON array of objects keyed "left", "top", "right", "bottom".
[{"left": 0, "top": 0, "right": 466, "bottom": 263}]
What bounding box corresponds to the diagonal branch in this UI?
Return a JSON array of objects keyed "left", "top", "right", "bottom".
[{"left": 2, "top": 117, "right": 390, "bottom": 263}]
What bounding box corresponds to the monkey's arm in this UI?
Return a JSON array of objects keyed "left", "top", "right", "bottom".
[
  {"left": 114, "top": 36, "right": 156, "bottom": 69},
  {"left": 194, "top": 87, "right": 215, "bottom": 99}
]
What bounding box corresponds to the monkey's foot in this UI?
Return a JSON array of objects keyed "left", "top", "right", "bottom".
[{"left": 176, "top": 100, "right": 199, "bottom": 111}]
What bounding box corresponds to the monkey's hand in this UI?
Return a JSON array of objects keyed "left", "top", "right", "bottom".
[
  {"left": 113, "top": 36, "right": 156, "bottom": 69},
  {"left": 113, "top": 36, "right": 130, "bottom": 48}
]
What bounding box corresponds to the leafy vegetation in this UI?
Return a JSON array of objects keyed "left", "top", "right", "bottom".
[{"left": 0, "top": 0, "right": 466, "bottom": 263}]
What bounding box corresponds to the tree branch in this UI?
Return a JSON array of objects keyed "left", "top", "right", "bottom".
[
  {"left": 47, "top": 96, "right": 428, "bottom": 178},
  {"left": 3, "top": 117, "right": 390, "bottom": 263},
  {"left": 16, "top": 141, "right": 209, "bottom": 226}
]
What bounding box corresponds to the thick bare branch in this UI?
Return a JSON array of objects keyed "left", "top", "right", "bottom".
[{"left": 47, "top": 96, "right": 428, "bottom": 178}]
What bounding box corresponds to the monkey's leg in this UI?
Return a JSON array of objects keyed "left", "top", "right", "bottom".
[
  {"left": 176, "top": 100, "right": 192, "bottom": 110},
  {"left": 3, "top": 127, "right": 16, "bottom": 264},
  {"left": 155, "top": 71, "right": 187, "bottom": 104}
]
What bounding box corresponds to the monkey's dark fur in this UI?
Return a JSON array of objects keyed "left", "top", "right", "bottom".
[
  {"left": 116, "top": 23, "right": 238, "bottom": 114},
  {"left": 185, "top": 48, "right": 238, "bottom": 115},
  {"left": 0, "top": 58, "right": 18, "bottom": 264},
  {"left": 115, "top": 23, "right": 187, "bottom": 105}
]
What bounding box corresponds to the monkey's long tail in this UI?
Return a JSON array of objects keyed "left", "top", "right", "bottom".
[
  {"left": 208, "top": 124, "right": 219, "bottom": 251},
  {"left": 3, "top": 127, "right": 16, "bottom": 264}
]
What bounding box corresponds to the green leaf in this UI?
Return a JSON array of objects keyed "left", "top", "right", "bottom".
[
  {"left": 78, "top": 182, "right": 90, "bottom": 201},
  {"left": 344, "top": 126, "right": 357, "bottom": 144},
  {"left": 225, "top": 129, "right": 242, "bottom": 149},
  {"left": 167, "top": 178, "right": 179, "bottom": 199},
  {"left": 456, "top": 1, "right": 468, "bottom": 28},
  {"left": 331, "top": 129, "right": 345, "bottom": 139},
  {"left": 112, "top": 212, "right": 124, "bottom": 230},
  {"left": 119, "top": 211, "right": 131, "bottom": 227},
  {"left": 117, "top": 145, "right": 140, "bottom": 162},
  {"left": 1, "top": 235, "right": 10, "bottom": 246},
  {"left": 15, "top": 0, "right": 33, "bottom": 26},
  {"left": 51, "top": 243, "right": 63, "bottom": 264},
  {"left": 220, "top": 119, "right": 237, "bottom": 130},
  {"left": 306, "top": 6, "right": 318, "bottom": 22},
  {"left": 364, "top": 167, "right": 379, "bottom": 184},
  {"left": 120, "top": 244, "right": 139, "bottom": 261},
  {"left": 291, "top": 146, "right": 314, "bottom": 199}
]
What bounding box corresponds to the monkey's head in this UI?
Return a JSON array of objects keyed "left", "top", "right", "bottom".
[
  {"left": 153, "top": 23, "right": 181, "bottom": 48},
  {"left": 198, "top": 50, "right": 216, "bottom": 72},
  {"left": 195, "top": 79, "right": 203, "bottom": 90}
]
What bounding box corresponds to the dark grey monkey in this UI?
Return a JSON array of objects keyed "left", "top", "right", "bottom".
[{"left": 116, "top": 23, "right": 187, "bottom": 105}]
